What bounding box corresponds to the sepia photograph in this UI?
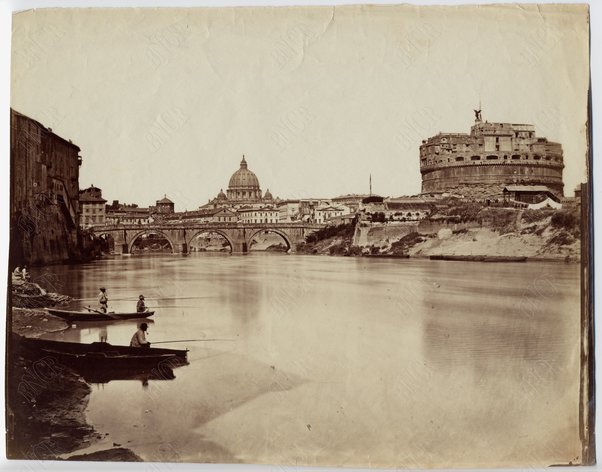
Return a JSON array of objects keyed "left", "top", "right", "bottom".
[{"left": 2, "top": 0, "right": 595, "bottom": 469}]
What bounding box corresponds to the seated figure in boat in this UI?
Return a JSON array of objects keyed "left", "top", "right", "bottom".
[
  {"left": 130, "top": 322, "right": 151, "bottom": 348},
  {"left": 98, "top": 287, "right": 108, "bottom": 313},
  {"left": 136, "top": 294, "right": 147, "bottom": 313}
]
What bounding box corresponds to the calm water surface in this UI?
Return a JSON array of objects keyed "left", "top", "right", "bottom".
[{"left": 32, "top": 254, "right": 582, "bottom": 468}]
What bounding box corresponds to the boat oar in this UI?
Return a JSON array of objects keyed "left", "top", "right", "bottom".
[
  {"left": 85, "top": 306, "right": 120, "bottom": 320},
  {"left": 152, "top": 338, "right": 235, "bottom": 344}
]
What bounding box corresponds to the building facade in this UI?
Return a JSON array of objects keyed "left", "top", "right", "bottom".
[
  {"left": 106, "top": 203, "right": 151, "bottom": 225},
  {"left": 298, "top": 199, "right": 332, "bottom": 222},
  {"left": 419, "top": 111, "right": 564, "bottom": 196},
  {"left": 331, "top": 194, "right": 369, "bottom": 213},
  {"left": 277, "top": 200, "right": 301, "bottom": 222},
  {"left": 10, "top": 109, "right": 82, "bottom": 265},
  {"left": 237, "top": 207, "right": 279, "bottom": 224},
  {"left": 314, "top": 205, "right": 349, "bottom": 224},
  {"left": 79, "top": 185, "right": 107, "bottom": 228},
  {"left": 385, "top": 197, "right": 434, "bottom": 221}
]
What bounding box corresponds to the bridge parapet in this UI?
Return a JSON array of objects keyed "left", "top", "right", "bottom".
[
  {"left": 90, "top": 222, "right": 325, "bottom": 254},
  {"left": 90, "top": 222, "right": 325, "bottom": 231}
]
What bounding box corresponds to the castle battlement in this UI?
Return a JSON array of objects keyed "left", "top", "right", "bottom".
[{"left": 419, "top": 112, "right": 564, "bottom": 196}]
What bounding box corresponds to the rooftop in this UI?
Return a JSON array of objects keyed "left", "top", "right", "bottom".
[
  {"left": 503, "top": 185, "right": 553, "bottom": 193},
  {"left": 79, "top": 194, "right": 107, "bottom": 203},
  {"left": 12, "top": 109, "right": 82, "bottom": 152},
  {"left": 156, "top": 195, "right": 174, "bottom": 204}
]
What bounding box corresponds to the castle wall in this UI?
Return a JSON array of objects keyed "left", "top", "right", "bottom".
[
  {"left": 421, "top": 162, "right": 564, "bottom": 195},
  {"left": 419, "top": 119, "right": 565, "bottom": 196}
]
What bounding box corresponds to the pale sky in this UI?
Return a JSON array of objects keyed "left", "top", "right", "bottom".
[{"left": 11, "top": 4, "right": 590, "bottom": 209}]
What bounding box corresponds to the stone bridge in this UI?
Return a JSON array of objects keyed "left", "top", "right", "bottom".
[{"left": 89, "top": 222, "right": 325, "bottom": 254}]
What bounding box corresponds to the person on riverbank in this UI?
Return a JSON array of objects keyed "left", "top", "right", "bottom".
[
  {"left": 136, "top": 295, "right": 146, "bottom": 313},
  {"left": 98, "top": 287, "right": 108, "bottom": 313},
  {"left": 130, "top": 323, "right": 151, "bottom": 348},
  {"left": 21, "top": 266, "right": 30, "bottom": 281},
  {"left": 11, "top": 266, "right": 23, "bottom": 284}
]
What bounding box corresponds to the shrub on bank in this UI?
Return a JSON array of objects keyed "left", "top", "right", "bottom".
[
  {"left": 390, "top": 232, "right": 425, "bottom": 255},
  {"left": 548, "top": 230, "right": 574, "bottom": 246},
  {"left": 348, "top": 246, "right": 362, "bottom": 256},
  {"left": 438, "top": 202, "right": 482, "bottom": 222},
  {"left": 478, "top": 208, "right": 518, "bottom": 234},
  {"left": 306, "top": 223, "right": 355, "bottom": 244},
  {"left": 328, "top": 243, "right": 348, "bottom": 256},
  {"left": 521, "top": 208, "right": 555, "bottom": 224},
  {"left": 551, "top": 210, "right": 579, "bottom": 231}
]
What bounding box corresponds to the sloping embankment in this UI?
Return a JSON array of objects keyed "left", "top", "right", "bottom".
[{"left": 298, "top": 208, "right": 581, "bottom": 261}]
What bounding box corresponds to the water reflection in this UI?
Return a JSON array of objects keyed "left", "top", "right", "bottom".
[
  {"left": 79, "top": 363, "right": 178, "bottom": 385},
  {"left": 28, "top": 255, "right": 581, "bottom": 466},
  {"left": 417, "top": 261, "right": 579, "bottom": 375}
]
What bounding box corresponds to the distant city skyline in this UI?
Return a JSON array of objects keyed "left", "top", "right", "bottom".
[{"left": 11, "top": 5, "right": 589, "bottom": 209}]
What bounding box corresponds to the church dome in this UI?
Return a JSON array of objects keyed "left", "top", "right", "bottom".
[
  {"left": 264, "top": 188, "right": 273, "bottom": 200},
  {"left": 228, "top": 156, "right": 260, "bottom": 189},
  {"left": 227, "top": 156, "right": 262, "bottom": 201},
  {"left": 217, "top": 189, "right": 227, "bottom": 200}
]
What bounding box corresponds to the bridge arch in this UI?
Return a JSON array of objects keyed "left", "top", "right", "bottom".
[
  {"left": 187, "top": 229, "right": 235, "bottom": 253},
  {"left": 246, "top": 228, "right": 293, "bottom": 252},
  {"left": 128, "top": 230, "right": 175, "bottom": 254}
]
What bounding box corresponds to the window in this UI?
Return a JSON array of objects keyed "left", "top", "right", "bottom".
[
  {"left": 471, "top": 155, "right": 480, "bottom": 161},
  {"left": 486, "top": 155, "right": 498, "bottom": 160},
  {"left": 455, "top": 156, "right": 464, "bottom": 162}
]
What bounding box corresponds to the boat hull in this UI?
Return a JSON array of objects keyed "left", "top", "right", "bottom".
[
  {"left": 46, "top": 309, "right": 155, "bottom": 322},
  {"left": 12, "top": 334, "right": 188, "bottom": 383},
  {"left": 17, "top": 336, "right": 188, "bottom": 370},
  {"left": 429, "top": 255, "right": 528, "bottom": 262}
]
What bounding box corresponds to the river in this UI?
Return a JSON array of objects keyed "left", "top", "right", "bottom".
[{"left": 31, "top": 254, "right": 582, "bottom": 468}]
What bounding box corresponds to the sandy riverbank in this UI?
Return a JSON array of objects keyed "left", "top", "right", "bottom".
[
  {"left": 296, "top": 217, "right": 580, "bottom": 262},
  {"left": 6, "top": 283, "right": 143, "bottom": 462},
  {"left": 408, "top": 227, "right": 580, "bottom": 261}
]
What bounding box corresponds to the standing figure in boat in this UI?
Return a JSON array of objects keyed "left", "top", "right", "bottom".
[
  {"left": 98, "top": 287, "right": 108, "bottom": 313},
  {"left": 137, "top": 294, "right": 146, "bottom": 313},
  {"left": 130, "top": 322, "right": 151, "bottom": 348}
]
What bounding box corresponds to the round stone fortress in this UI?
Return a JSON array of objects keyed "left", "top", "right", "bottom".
[{"left": 419, "top": 111, "right": 564, "bottom": 196}]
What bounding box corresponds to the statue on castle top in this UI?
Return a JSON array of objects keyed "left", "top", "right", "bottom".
[{"left": 474, "top": 109, "right": 482, "bottom": 122}]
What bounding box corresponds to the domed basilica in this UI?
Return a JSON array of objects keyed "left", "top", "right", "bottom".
[{"left": 203, "top": 156, "right": 276, "bottom": 210}]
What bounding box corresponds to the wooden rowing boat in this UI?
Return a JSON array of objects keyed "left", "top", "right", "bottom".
[
  {"left": 46, "top": 308, "right": 155, "bottom": 322},
  {"left": 429, "top": 255, "right": 528, "bottom": 262},
  {"left": 18, "top": 336, "right": 188, "bottom": 370}
]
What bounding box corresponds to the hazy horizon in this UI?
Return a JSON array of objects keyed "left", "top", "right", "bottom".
[{"left": 11, "top": 4, "right": 590, "bottom": 209}]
